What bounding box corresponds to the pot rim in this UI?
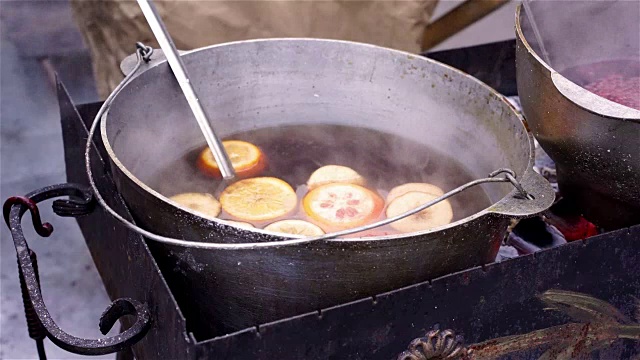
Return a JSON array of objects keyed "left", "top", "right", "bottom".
[
  {"left": 515, "top": 5, "right": 640, "bottom": 122},
  {"left": 101, "top": 38, "right": 539, "bottom": 243}
]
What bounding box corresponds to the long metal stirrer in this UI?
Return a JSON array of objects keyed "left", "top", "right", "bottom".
[
  {"left": 137, "top": 0, "right": 236, "bottom": 180},
  {"left": 521, "top": 0, "right": 551, "bottom": 65}
]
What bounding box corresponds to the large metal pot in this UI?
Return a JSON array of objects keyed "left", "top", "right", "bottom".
[
  {"left": 101, "top": 39, "right": 553, "bottom": 337},
  {"left": 515, "top": 5, "right": 640, "bottom": 230}
]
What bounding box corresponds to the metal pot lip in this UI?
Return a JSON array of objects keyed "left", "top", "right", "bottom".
[
  {"left": 515, "top": 5, "right": 552, "bottom": 74},
  {"left": 101, "top": 38, "right": 535, "bottom": 243},
  {"left": 515, "top": 5, "right": 640, "bottom": 122}
]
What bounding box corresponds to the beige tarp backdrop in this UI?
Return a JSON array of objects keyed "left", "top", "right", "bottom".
[{"left": 71, "top": 0, "right": 438, "bottom": 98}]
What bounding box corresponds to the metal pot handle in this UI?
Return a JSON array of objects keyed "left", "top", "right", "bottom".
[
  {"left": 487, "top": 167, "right": 555, "bottom": 218},
  {"left": 120, "top": 47, "right": 184, "bottom": 77},
  {"left": 3, "top": 183, "right": 151, "bottom": 356}
]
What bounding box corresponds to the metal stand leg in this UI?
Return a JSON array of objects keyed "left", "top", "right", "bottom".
[
  {"left": 116, "top": 346, "right": 135, "bottom": 360},
  {"left": 18, "top": 250, "right": 48, "bottom": 360},
  {"left": 115, "top": 324, "right": 135, "bottom": 360}
]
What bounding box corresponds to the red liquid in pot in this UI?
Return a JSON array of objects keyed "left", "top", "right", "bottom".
[
  {"left": 584, "top": 75, "right": 640, "bottom": 110},
  {"left": 563, "top": 60, "right": 640, "bottom": 110}
]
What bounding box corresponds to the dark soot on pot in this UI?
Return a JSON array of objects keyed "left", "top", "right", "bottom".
[{"left": 148, "top": 125, "right": 492, "bottom": 231}]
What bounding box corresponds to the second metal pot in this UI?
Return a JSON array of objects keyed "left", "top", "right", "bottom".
[{"left": 515, "top": 5, "right": 640, "bottom": 230}]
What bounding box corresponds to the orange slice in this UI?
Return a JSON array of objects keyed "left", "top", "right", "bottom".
[
  {"left": 169, "top": 192, "right": 221, "bottom": 220},
  {"left": 197, "top": 140, "right": 267, "bottom": 179},
  {"left": 385, "top": 191, "right": 453, "bottom": 233},
  {"left": 221, "top": 220, "right": 255, "bottom": 229},
  {"left": 303, "top": 183, "right": 384, "bottom": 230},
  {"left": 386, "top": 183, "right": 445, "bottom": 203},
  {"left": 220, "top": 177, "right": 297, "bottom": 222},
  {"left": 264, "top": 219, "right": 325, "bottom": 236},
  {"left": 306, "top": 165, "right": 366, "bottom": 190}
]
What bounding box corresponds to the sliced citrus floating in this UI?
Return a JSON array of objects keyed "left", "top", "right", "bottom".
[
  {"left": 220, "top": 177, "right": 297, "bottom": 222},
  {"left": 385, "top": 191, "right": 453, "bottom": 233},
  {"left": 386, "top": 182, "right": 445, "bottom": 203},
  {"left": 264, "top": 219, "right": 325, "bottom": 236},
  {"left": 303, "top": 183, "right": 384, "bottom": 230},
  {"left": 169, "top": 192, "right": 221, "bottom": 219},
  {"left": 197, "top": 140, "right": 267, "bottom": 179},
  {"left": 306, "top": 165, "right": 365, "bottom": 190}
]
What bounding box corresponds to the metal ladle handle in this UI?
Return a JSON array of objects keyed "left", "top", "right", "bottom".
[{"left": 137, "top": 0, "right": 236, "bottom": 180}]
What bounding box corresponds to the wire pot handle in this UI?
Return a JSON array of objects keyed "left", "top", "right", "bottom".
[{"left": 85, "top": 44, "right": 533, "bottom": 251}]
